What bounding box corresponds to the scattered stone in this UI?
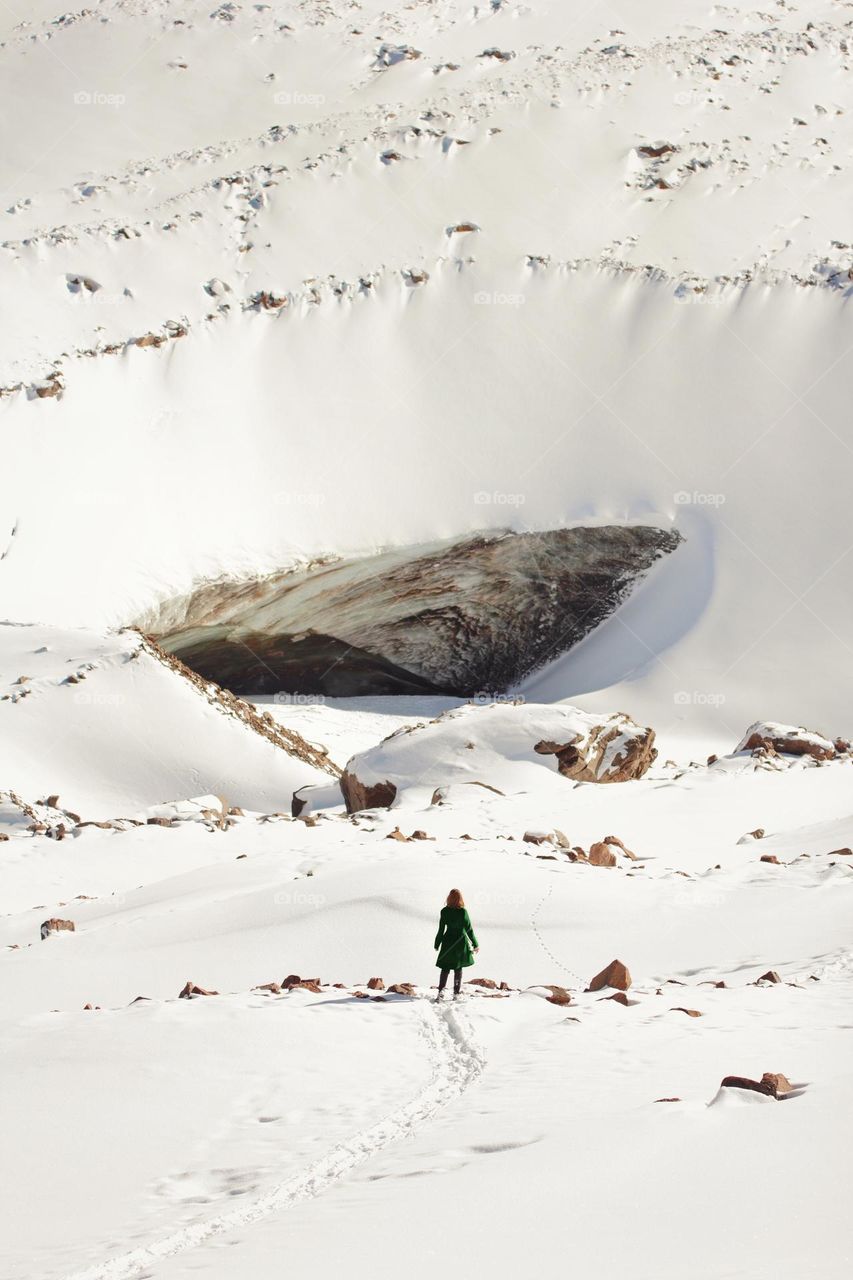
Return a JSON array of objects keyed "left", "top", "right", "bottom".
[
  {"left": 387, "top": 983, "right": 416, "bottom": 996},
  {"left": 178, "top": 981, "right": 218, "bottom": 998},
  {"left": 671, "top": 1007, "right": 703, "bottom": 1017},
  {"left": 588, "top": 959, "right": 632, "bottom": 992},
  {"left": 467, "top": 977, "right": 497, "bottom": 989},
  {"left": 146, "top": 816, "right": 175, "bottom": 827},
  {"left": 340, "top": 772, "right": 397, "bottom": 814},
  {"left": 386, "top": 826, "right": 409, "bottom": 842},
  {"left": 605, "top": 991, "right": 631, "bottom": 1006},
  {"left": 760, "top": 854, "right": 781, "bottom": 864},
  {"left": 253, "top": 982, "right": 281, "bottom": 994},
  {"left": 40, "top": 918, "right": 75, "bottom": 940},
  {"left": 542, "top": 984, "right": 572, "bottom": 1006},
  {"left": 756, "top": 970, "right": 782, "bottom": 984},
  {"left": 720, "top": 1072, "right": 793, "bottom": 1099},
  {"left": 409, "top": 830, "right": 433, "bottom": 840},
  {"left": 372, "top": 995, "right": 388, "bottom": 1002},
  {"left": 655, "top": 1097, "right": 681, "bottom": 1103},
  {"left": 367, "top": 977, "right": 385, "bottom": 990},
  {"left": 637, "top": 142, "right": 677, "bottom": 158},
  {"left": 354, "top": 991, "right": 369, "bottom": 998},
  {"left": 829, "top": 847, "right": 852, "bottom": 856},
  {"left": 602, "top": 834, "right": 638, "bottom": 859},
  {"left": 523, "top": 830, "right": 552, "bottom": 846},
  {"left": 742, "top": 828, "right": 765, "bottom": 840},
  {"left": 588, "top": 841, "right": 618, "bottom": 868}
]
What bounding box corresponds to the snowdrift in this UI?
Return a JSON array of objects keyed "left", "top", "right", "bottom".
[
  {"left": 339, "top": 701, "right": 657, "bottom": 811},
  {"left": 0, "top": 624, "right": 335, "bottom": 819}
]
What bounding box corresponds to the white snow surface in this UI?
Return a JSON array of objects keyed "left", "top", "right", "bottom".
[
  {"left": 2, "top": 4, "right": 853, "bottom": 1279},
  {"left": 1, "top": 0, "right": 853, "bottom": 732}
]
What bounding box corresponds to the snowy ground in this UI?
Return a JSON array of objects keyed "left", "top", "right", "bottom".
[{"left": 2, "top": 1, "right": 853, "bottom": 1277}]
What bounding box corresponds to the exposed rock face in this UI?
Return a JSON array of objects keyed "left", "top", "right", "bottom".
[
  {"left": 340, "top": 771, "right": 397, "bottom": 815},
  {"left": 40, "top": 917, "right": 75, "bottom": 940},
  {"left": 735, "top": 722, "right": 836, "bottom": 761},
  {"left": 588, "top": 959, "right": 632, "bottom": 992},
  {"left": 534, "top": 717, "right": 657, "bottom": 783},
  {"left": 141, "top": 526, "right": 682, "bottom": 697},
  {"left": 367, "top": 977, "right": 385, "bottom": 990}
]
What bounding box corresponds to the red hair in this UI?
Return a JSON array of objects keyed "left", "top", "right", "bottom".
[{"left": 446, "top": 888, "right": 465, "bottom": 908}]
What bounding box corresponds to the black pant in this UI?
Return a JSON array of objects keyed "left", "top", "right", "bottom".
[{"left": 439, "top": 968, "right": 462, "bottom": 995}]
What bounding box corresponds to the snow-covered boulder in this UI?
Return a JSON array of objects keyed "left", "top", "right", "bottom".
[
  {"left": 734, "top": 722, "right": 837, "bottom": 761},
  {"left": 339, "top": 703, "right": 657, "bottom": 812}
]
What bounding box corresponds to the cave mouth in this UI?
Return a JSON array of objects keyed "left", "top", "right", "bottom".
[{"left": 140, "top": 525, "right": 683, "bottom": 698}]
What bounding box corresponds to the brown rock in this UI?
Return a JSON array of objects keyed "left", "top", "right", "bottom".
[
  {"left": 40, "top": 918, "right": 75, "bottom": 940},
  {"left": 534, "top": 716, "right": 656, "bottom": 784},
  {"left": 253, "top": 982, "right": 281, "bottom": 994},
  {"left": 178, "top": 981, "right": 218, "bottom": 998},
  {"left": 655, "top": 1097, "right": 681, "bottom": 1103},
  {"left": 367, "top": 977, "right": 385, "bottom": 990},
  {"left": 386, "top": 826, "right": 409, "bottom": 842},
  {"left": 588, "top": 959, "right": 632, "bottom": 992},
  {"left": 756, "top": 970, "right": 781, "bottom": 984},
  {"left": 829, "top": 847, "right": 852, "bottom": 856},
  {"left": 721, "top": 1072, "right": 793, "bottom": 1099},
  {"left": 761, "top": 1072, "right": 793, "bottom": 1096},
  {"left": 282, "top": 974, "right": 302, "bottom": 988},
  {"left": 542, "top": 984, "right": 572, "bottom": 1006},
  {"left": 340, "top": 771, "right": 397, "bottom": 814},
  {"left": 372, "top": 995, "right": 388, "bottom": 1001},
  {"left": 737, "top": 724, "right": 835, "bottom": 761},
  {"left": 638, "top": 142, "right": 676, "bottom": 158},
  {"left": 387, "top": 983, "right": 416, "bottom": 996},
  {"left": 467, "top": 977, "right": 497, "bottom": 989},
  {"left": 602, "top": 835, "right": 637, "bottom": 859},
  {"left": 410, "top": 830, "right": 433, "bottom": 840},
  {"left": 605, "top": 991, "right": 631, "bottom": 1006},
  {"left": 147, "top": 816, "right": 175, "bottom": 827},
  {"left": 760, "top": 854, "right": 781, "bottom": 864},
  {"left": 671, "top": 1007, "right": 703, "bottom": 1017},
  {"left": 588, "top": 842, "right": 618, "bottom": 868},
  {"left": 135, "top": 332, "right": 166, "bottom": 348},
  {"left": 354, "top": 991, "right": 369, "bottom": 998},
  {"left": 523, "top": 830, "right": 552, "bottom": 846}
]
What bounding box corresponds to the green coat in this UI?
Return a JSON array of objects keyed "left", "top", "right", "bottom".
[{"left": 434, "top": 906, "right": 478, "bottom": 969}]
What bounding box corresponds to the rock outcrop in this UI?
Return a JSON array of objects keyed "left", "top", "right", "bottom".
[
  {"left": 735, "top": 722, "right": 837, "bottom": 761},
  {"left": 534, "top": 717, "right": 657, "bottom": 783},
  {"left": 40, "top": 917, "right": 75, "bottom": 940}
]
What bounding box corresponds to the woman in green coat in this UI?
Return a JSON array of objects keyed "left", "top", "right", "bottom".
[{"left": 434, "top": 888, "right": 478, "bottom": 999}]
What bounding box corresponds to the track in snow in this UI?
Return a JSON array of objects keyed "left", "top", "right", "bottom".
[{"left": 61, "top": 1000, "right": 485, "bottom": 1280}]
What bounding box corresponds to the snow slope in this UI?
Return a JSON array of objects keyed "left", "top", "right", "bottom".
[
  {"left": 1, "top": 0, "right": 852, "bottom": 728},
  {"left": 0, "top": 623, "right": 333, "bottom": 817},
  {"left": 2, "top": 5, "right": 853, "bottom": 1279}
]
